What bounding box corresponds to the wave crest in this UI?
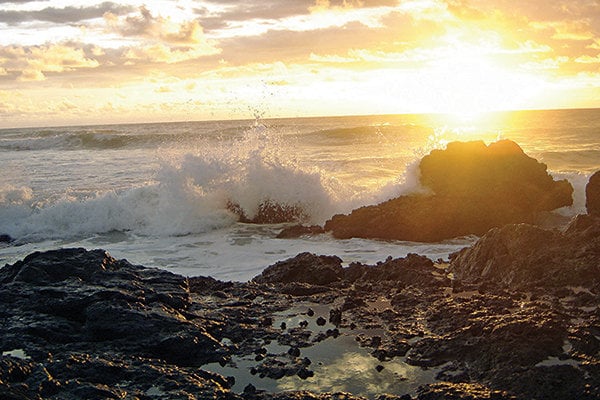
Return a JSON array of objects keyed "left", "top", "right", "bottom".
[{"left": 0, "top": 123, "right": 343, "bottom": 240}]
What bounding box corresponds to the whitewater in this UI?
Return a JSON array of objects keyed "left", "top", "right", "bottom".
[{"left": 1, "top": 109, "right": 599, "bottom": 281}]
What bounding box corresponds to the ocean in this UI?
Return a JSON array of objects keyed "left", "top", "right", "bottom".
[{"left": 1, "top": 109, "right": 599, "bottom": 281}]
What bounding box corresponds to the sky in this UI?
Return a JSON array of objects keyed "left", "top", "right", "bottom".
[{"left": 1, "top": 0, "right": 600, "bottom": 127}]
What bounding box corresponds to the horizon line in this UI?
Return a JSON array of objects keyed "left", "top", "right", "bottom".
[{"left": 1, "top": 105, "right": 599, "bottom": 131}]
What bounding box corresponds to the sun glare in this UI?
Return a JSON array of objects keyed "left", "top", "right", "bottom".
[{"left": 420, "top": 49, "right": 546, "bottom": 118}]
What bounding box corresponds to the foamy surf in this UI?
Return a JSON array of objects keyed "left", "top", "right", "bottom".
[{"left": 1, "top": 110, "right": 598, "bottom": 281}]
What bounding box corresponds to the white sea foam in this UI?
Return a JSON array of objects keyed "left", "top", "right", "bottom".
[
  {"left": 0, "top": 139, "right": 592, "bottom": 242},
  {"left": 0, "top": 122, "right": 378, "bottom": 240},
  {"left": 1, "top": 111, "right": 598, "bottom": 281},
  {"left": 551, "top": 171, "right": 591, "bottom": 217}
]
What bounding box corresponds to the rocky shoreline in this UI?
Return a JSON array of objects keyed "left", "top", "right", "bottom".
[
  {"left": 1, "top": 145, "right": 599, "bottom": 399},
  {"left": 1, "top": 211, "right": 599, "bottom": 399}
]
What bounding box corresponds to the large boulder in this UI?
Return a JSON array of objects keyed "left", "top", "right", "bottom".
[
  {"left": 419, "top": 140, "right": 572, "bottom": 212},
  {"left": 0, "top": 248, "right": 225, "bottom": 365},
  {"left": 449, "top": 214, "right": 600, "bottom": 290},
  {"left": 325, "top": 140, "right": 573, "bottom": 242},
  {"left": 586, "top": 170, "right": 600, "bottom": 215},
  {"left": 252, "top": 252, "right": 344, "bottom": 285},
  {"left": 227, "top": 200, "right": 308, "bottom": 224}
]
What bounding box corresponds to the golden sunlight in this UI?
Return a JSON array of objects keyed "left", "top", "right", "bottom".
[{"left": 414, "top": 46, "right": 547, "bottom": 118}]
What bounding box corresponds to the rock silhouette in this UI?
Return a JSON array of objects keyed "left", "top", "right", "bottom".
[
  {"left": 325, "top": 140, "right": 573, "bottom": 241},
  {"left": 586, "top": 170, "right": 600, "bottom": 215}
]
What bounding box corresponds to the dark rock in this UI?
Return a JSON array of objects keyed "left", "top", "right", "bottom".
[
  {"left": 244, "top": 383, "right": 257, "bottom": 394},
  {"left": 253, "top": 252, "right": 344, "bottom": 285},
  {"left": 288, "top": 347, "right": 301, "bottom": 357},
  {"left": 419, "top": 140, "right": 571, "bottom": 211},
  {"left": 329, "top": 328, "right": 340, "bottom": 338},
  {"left": 0, "top": 248, "right": 234, "bottom": 399},
  {"left": 188, "top": 275, "right": 233, "bottom": 294},
  {"left": 450, "top": 216, "right": 600, "bottom": 290},
  {"left": 416, "top": 382, "right": 515, "bottom": 399},
  {"left": 1, "top": 246, "right": 597, "bottom": 400},
  {"left": 277, "top": 282, "right": 332, "bottom": 296},
  {"left": 307, "top": 308, "right": 315, "bottom": 316},
  {"left": 0, "top": 248, "right": 137, "bottom": 285},
  {"left": 329, "top": 308, "right": 342, "bottom": 326},
  {"left": 255, "top": 347, "right": 267, "bottom": 355},
  {"left": 297, "top": 368, "right": 314, "bottom": 380},
  {"left": 343, "top": 254, "right": 443, "bottom": 288},
  {"left": 152, "top": 333, "right": 223, "bottom": 366},
  {"left": 586, "top": 170, "right": 600, "bottom": 215},
  {"left": 277, "top": 225, "right": 325, "bottom": 238},
  {"left": 0, "top": 234, "right": 13, "bottom": 243},
  {"left": 375, "top": 365, "right": 384, "bottom": 372},
  {"left": 341, "top": 296, "right": 367, "bottom": 311},
  {"left": 325, "top": 140, "right": 573, "bottom": 241},
  {"left": 227, "top": 199, "right": 308, "bottom": 224},
  {"left": 371, "top": 336, "right": 382, "bottom": 347}
]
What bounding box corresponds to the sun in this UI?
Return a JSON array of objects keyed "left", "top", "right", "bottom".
[{"left": 420, "top": 48, "right": 545, "bottom": 119}]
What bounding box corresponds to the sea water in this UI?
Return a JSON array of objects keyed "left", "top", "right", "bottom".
[{"left": 1, "top": 109, "right": 599, "bottom": 281}]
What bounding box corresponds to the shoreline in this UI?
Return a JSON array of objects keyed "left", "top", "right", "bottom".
[{"left": 1, "top": 214, "right": 598, "bottom": 399}]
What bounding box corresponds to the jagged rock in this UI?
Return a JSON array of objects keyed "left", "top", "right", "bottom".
[
  {"left": 419, "top": 140, "right": 572, "bottom": 211},
  {"left": 0, "top": 248, "right": 225, "bottom": 365},
  {"left": 450, "top": 215, "right": 600, "bottom": 290},
  {"left": 227, "top": 199, "right": 308, "bottom": 224},
  {"left": 415, "top": 382, "right": 515, "bottom": 399},
  {"left": 1, "top": 247, "right": 597, "bottom": 400},
  {"left": 343, "top": 254, "right": 443, "bottom": 286},
  {"left": 586, "top": 170, "right": 600, "bottom": 215},
  {"left": 252, "top": 252, "right": 344, "bottom": 285},
  {"left": 325, "top": 140, "right": 573, "bottom": 242},
  {"left": 0, "top": 234, "right": 12, "bottom": 243}
]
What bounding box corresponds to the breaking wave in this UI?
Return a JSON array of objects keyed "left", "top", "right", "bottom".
[
  {"left": 1, "top": 122, "right": 410, "bottom": 242},
  {"left": 0, "top": 117, "right": 593, "bottom": 243},
  {"left": 0, "top": 124, "right": 254, "bottom": 151}
]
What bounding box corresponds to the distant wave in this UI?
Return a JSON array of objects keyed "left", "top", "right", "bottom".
[
  {"left": 303, "top": 124, "right": 431, "bottom": 143},
  {"left": 0, "top": 125, "right": 254, "bottom": 151},
  {"left": 0, "top": 130, "right": 163, "bottom": 151},
  {"left": 538, "top": 150, "right": 600, "bottom": 173}
]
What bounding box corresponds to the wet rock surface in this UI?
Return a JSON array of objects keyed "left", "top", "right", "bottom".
[
  {"left": 325, "top": 140, "right": 573, "bottom": 241},
  {"left": 586, "top": 170, "right": 600, "bottom": 215},
  {"left": 450, "top": 214, "right": 600, "bottom": 290},
  {"left": 2, "top": 218, "right": 599, "bottom": 400},
  {"left": 227, "top": 200, "right": 309, "bottom": 224}
]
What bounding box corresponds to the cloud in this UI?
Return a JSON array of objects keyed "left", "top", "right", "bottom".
[
  {"left": 1, "top": 0, "right": 600, "bottom": 127},
  {"left": 210, "top": 3, "right": 459, "bottom": 69},
  {"left": 575, "top": 54, "right": 600, "bottom": 64},
  {"left": 155, "top": 85, "right": 173, "bottom": 93},
  {"left": 0, "top": 43, "right": 100, "bottom": 81},
  {"left": 309, "top": 0, "right": 398, "bottom": 12},
  {"left": 104, "top": 6, "right": 212, "bottom": 45},
  {"left": 196, "top": 0, "right": 314, "bottom": 30},
  {"left": 521, "top": 56, "right": 570, "bottom": 71},
  {"left": 531, "top": 20, "right": 595, "bottom": 41},
  {"left": 122, "top": 42, "right": 220, "bottom": 64},
  {"left": 0, "top": 2, "right": 133, "bottom": 25}
]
